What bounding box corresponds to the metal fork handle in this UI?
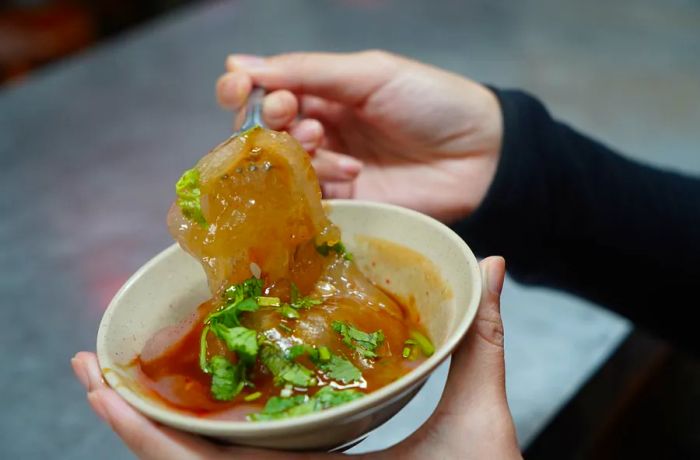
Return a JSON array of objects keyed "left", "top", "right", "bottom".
[{"left": 233, "top": 86, "right": 266, "bottom": 133}]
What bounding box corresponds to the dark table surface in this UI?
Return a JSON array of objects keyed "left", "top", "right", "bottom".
[{"left": 2, "top": 0, "right": 699, "bottom": 458}]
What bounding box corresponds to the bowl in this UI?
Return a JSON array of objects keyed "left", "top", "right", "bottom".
[{"left": 96, "top": 199, "right": 482, "bottom": 451}]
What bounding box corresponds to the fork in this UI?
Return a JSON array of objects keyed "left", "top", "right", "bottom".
[{"left": 233, "top": 86, "right": 266, "bottom": 134}]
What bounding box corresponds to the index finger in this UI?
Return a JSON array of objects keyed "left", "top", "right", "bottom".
[{"left": 226, "top": 50, "right": 401, "bottom": 107}]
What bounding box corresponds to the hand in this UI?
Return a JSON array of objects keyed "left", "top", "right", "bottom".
[
  {"left": 72, "top": 257, "right": 521, "bottom": 460},
  {"left": 216, "top": 51, "right": 503, "bottom": 223}
]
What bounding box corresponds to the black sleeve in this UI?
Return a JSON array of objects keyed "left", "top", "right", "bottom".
[{"left": 452, "top": 89, "right": 700, "bottom": 355}]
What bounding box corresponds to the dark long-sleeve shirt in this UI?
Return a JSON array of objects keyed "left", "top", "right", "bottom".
[{"left": 454, "top": 89, "right": 700, "bottom": 355}]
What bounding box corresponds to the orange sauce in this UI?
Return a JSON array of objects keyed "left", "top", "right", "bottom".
[{"left": 135, "top": 280, "right": 428, "bottom": 420}]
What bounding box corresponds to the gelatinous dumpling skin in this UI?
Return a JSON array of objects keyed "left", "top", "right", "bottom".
[
  {"left": 139, "top": 128, "right": 432, "bottom": 420},
  {"left": 167, "top": 128, "right": 339, "bottom": 294}
]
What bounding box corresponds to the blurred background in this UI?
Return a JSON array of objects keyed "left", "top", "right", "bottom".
[
  {"left": 1, "top": 0, "right": 698, "bottom": 459},
  {"left": 0, "top": 0, "right": 190, "bottom": 84}
]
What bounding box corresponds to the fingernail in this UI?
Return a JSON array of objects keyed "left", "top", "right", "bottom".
[
  {"left": 301, "top": 141, "right": 317, "bottom": 152},
  {"left": 71, "top": 357, "right": 89, "bottom": 390},
  {"left": 228, "top": 54, "right": 267, "bottom": 70},
  {"left": 338, "top": 156, "right": 363, "bottom": 175},
  {"left": 220, "top": 73, "right": 237, "bottom": 94},
  {"left": 263, "top": 96, "right": 287, "bottom": 121},
  {"left": 294, "top": 121, "right": 322, "bottom": 144},
  {"left": 487, "top": 258, "right": 505, "bottom": 295},
  {"left": 85, "top": 361, "right": 105, "bottom": 392},
  {"left": 88, "top": 391, "right": 110, "bottom": 425}
]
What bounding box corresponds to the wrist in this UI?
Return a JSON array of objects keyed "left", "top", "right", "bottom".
[{"left": 441, "top": 82, "right": 503, "bottom": 224}]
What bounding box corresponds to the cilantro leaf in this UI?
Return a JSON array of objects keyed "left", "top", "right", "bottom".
[
  {"left": 313, "top": 385, "right": 363, "bottom": 407},
  {"left": 286, "top": 343, "right": 362, "bottom": 384},
  {"left": 280, "top": 365, "right": 316, "bottom": 388},
  {"left": 223, "top": 278, "right": 263, "bottom": 304},
  {"left": 249, "top": 386, "right": 363, "bottom": 421},
  {"left": 209, "top": 356, "right": 245, "bottom": 401},
  {"left": 291, "top": 296, "right": 322, "bottom": 309},
  {"left": 288, "top": 282, "right": 322, "bottom": 310},
  {"left": 250, "top": 394, "right": 308, "bottom": 420},
  {"left": 315, "top": 354, "right": 362, "bottom": 384},
  {"left": 274, "top": 283, "right": 321, "bottom": 319},
  {"left": 175, "top": 168, "right": 207, "bottom": 227},
  {"left": 332, "top": 321, "right": 385, "bottom": 359},
  {"left": 208, "top": 279, "right": 263, "bottom": 328},
  {"left": 211, "top": 324, "right": 259, "bottom": 365},
  {"left": 260, "top": 344, "right": 316, "bottom": 388},
  {"left": 316, "top": 241, "right": 353, "bottom": 261},
  {"left": 285, "top": 344, "right": 312, "bottom": 360},
  {"left": 200, "top": 277, "right": 264, "bottom": 377}
]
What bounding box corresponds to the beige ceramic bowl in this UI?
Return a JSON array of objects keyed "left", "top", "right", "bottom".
[{"left": 97, "top": 200, "right": 482, "bottom": 451}]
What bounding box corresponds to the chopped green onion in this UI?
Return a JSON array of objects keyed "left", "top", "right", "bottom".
[
  {"left": 244, "top": 391, "right": 262, "bottom": 402},
  {"left": 402, "top": 338, "right": 419, "bottom": 360},
  {"left": 278, "top": 323, "right": 293, "bottom": 334},
  {"left": 409, "top": 331, "right": 435, "bottom": 357},
  {"left": 279, "top": 304, "right": 300, "bottom": 319},
  {"left": 280, "top": 385, "right": 293, "bottom": 398},
  {"left": 257, "top": 296, "right": 281, "bottom": 307},
  {"left": 199, "top": 325, "right": 211, "bottom": 373},
  {"left": 318, "top": 346, "right": 331, "bottom": 362}
]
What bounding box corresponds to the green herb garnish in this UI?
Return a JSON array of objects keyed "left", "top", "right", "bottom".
[
  {"left": 409, "top": 331, "right": 435, "bottom": 357},
  {"left": 175, "top": 167, "right": 207, "bottom": 227},
  {"left": 211, "top": 324, "right": 259, "bottom": 365},
  {"left": 257, "top": 296, "right": 280, "bottom": 307},
  {"left": 285, "top": 344, "right": 312, "bottom": 360},
  {"left": 316, "top": 242, "right": 353, "bottom": 261},
  {"left": 316, "top": 354, "right": 362, "bottom": 384},
  {"left": 285, "top": 343, "right": 362, "bottom": 384},
  {"left": 260, "top": 344, "right": 316, "bottom": 388},
  {"left": 210, "top": 355, "right": 245, "bottom": 401},
  {"left": 332, "top": 321, "right": 385, "bottom": 359},
  {"left": 223, "top": 278, "right": 264, "bottom": 304},
  {"left": 318, "top": 346, "right": 331, "bottom": 362},
  {"left": 275, "top": 283, "right": 322, "bottom": 319},
  {"left": 279, "top": 304, "right": 300, "bottom": 319},
  {"left": 248, "top": 386, "right": 363, "bottom": 421},
  {"left": 291, "top": 296, "right": 322, "bottom": 309},
  {"left": 244, "top": 391, "right": 262, "bottom": 402},
  {"left": 199, "top": 277, "right": 265, "bottom": 401},
  {"left": 208, "top": 279, "right": 263, "bottom": 328},
  {"left": 289, "top": 282, "right": 322, "bottom": 310}
]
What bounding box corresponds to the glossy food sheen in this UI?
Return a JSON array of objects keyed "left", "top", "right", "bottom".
[{"left": 139, "top": 128, "right": 429, "bottom": 421}]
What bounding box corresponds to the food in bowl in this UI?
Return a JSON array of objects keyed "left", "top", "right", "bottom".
[{"left": 135, "top": 127, "right": 435, "bottom": 422}]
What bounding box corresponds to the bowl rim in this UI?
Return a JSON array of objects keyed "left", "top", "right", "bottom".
[{"left": 97, "top": 199, "right": 482, "bottom": 436}]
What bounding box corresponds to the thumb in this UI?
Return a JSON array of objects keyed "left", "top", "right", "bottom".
[
  {"left": 433, "top": 256, "right": 513, "bottom": 422},
  {"left": 393, "top": 257, "right": 520, "bottom": 460},
  {"left": 226, "top": 50, "right": 400, "bottom": 106}
]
